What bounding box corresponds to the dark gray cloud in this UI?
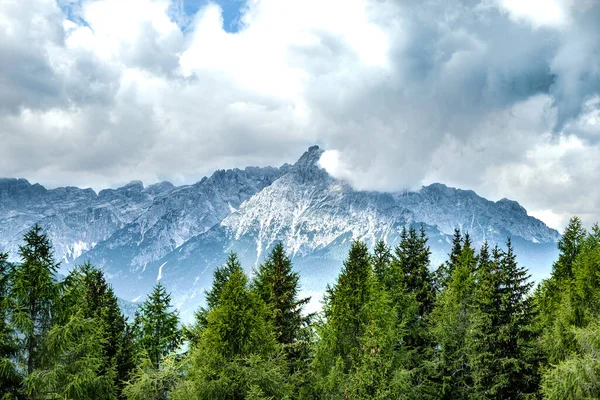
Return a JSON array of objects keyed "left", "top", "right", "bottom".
[{"left": 0, "top": 0, "right": 598, "bottom": 229}]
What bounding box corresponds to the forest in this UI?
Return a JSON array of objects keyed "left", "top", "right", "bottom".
[{"left": 1, "top": 217, "right": 599, "bottom": 399}]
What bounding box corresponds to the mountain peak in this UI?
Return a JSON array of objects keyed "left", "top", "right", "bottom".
[
  {"left": 294, "top": 146, "right": 323, "bottom": 166},
  {"left": 290, "top": 146, "right": 328, "bottom": 183}
]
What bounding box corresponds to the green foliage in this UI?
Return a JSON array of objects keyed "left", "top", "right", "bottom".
[
  {"left": 136, "top": 283, "right": 180, "bottom": 369},
  {"left": 5, "top": 215, "right": 600, "bottom": 400},
  {"left": 468, "top": 240, "right": 538, "bottom": 398},
  {"left": 177, "top": 258, "right": 291, "bottom": 399},
  {"left": 0, "top": 252, "right": 21, "bottom": 397},
  {"left": 9, "top": 224, "right": 60, "bottom": 375},
  {"left": 430, "top": 232, "right": 477, "bottom": 399},
  {"left": 123, "top": 353, "right": 181, "bottom": 400},
  {"left": 253, "top": 243, "right": 311, "bottom": 349},
  {"left": 541, "top": 323, "right": 600, "bottom": 399},
  {"left": 25, "top": 311, "right": 117, "bottom": 399}
]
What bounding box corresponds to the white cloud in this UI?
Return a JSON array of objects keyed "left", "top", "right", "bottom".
[
  {"left": 497, "top": 0, "right": 573, "bottom": 28},
  {"left": 0, "top": 0, "right": 599, "bottom": 228}
]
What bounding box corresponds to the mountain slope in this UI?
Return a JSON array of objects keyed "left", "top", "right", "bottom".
[
  {"left": 135, "top": 146, "right": 559, "bottom": 318},
  {"left": 76, "top": 166, "right": 288, "bottom": 274},
  {"left": 0, "top": 146, "right": 560, "bottom": 319}
]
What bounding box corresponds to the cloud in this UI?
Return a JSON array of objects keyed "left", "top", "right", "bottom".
[{"left": 0, "top": 0, "right": 599, "bottom": 230}]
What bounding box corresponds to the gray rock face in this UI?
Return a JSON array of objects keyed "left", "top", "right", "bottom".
[{"left": 0, "top": 146, "right": 560, "bottom": 320}]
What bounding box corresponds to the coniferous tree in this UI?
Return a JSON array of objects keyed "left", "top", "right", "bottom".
[
  {"left": 392, "top": 226, "right": 436, "bottom": 396},
  {"left": 433, "top": 228, "right": 463, "bottom": 291},
  {"left": 9, "top": 224, "right": 59, "bottom": 376},
  {"left": 467, "top": 243, "right": 502, "bottom": 396},
  {"left": 136, "top": 283, "right": 180, "bottom": 369},
  {"left": 540, "top": 224, "right": 600, "bottom": 398},
  {"left": 468, "top": 240, "right": 538, "bottom": 398},
  {"left": 395, "top": 226, "right": 435, "bottom": 319},
  {"left": 174, "top": 257, "right": 291, "bottom": 399},
  {"left": 373, "top": 239, "right": 393, "bottom": 285},
  {"left": 252, "top": 242, "right": 313, "bottom": 391},
  {"left": 313, "top": 240, "right": 410, "bottom": 398},
  {"left": 253, "top": 243, "right": 311, "bottom": 350},
  {"left": 316, "top": 240, "right": 373, "bottom": 371},
  {"left": 535, "top": 217, "right": 588, "bottom": 363},
  {"left": 0, "top": 252, "right": 21, "bottom": 397},
  {"left": 431, "top": 233, "right": 477, "bottom": 399},
  {"left": 25, "top": 262, "right": 118, "bottom": 399},
  {"left": 188, "top": 252, "right": 244, "bottom": 340}
]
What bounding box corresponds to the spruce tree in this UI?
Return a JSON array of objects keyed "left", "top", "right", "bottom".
[
  {"left": 313, "top": 240, "right": 410, "bottom": 398},
  {"left": 9, "top": 224, "right": 59, "bottom": 376},
  {"left": 395, "top": 226, "right": 435, "bottom": 318},
  {"left": 535, "top": 218, "right": 588, "bottom": 366},
  {"left": 392, "top": 225, "right": 436, "bottom": 394},
  {"left": 0, "top": 252, "right": 21, "bottom": 397},
  {"left": 253, "top": 243, "right": 310, "bottom": 348},
  {"left": 318, "top": 240, "right": 373, "bottom": 370},
  {"left": 373, "top": 239, "right": 393, "bottom": 285},
  {"left": 25, "top": 261, "right": 120, "bottom": 399},
  {"left": 137, "top": 283, "right": 180, "bottom": 368},
  {"left": 189, "top": 252, "right": 244, "bottom": 339},
  {"left": 431, "top": 232, "right": 477, "bottom": 399},
  {"left": 433, "top": 228, "right": 463, "bottom": 291},
  {"left": 468, "top": 240, "right": 538, "bottom": 398},
  {"left": 174, "top": 258, "right": 291, "bottom": 399}
]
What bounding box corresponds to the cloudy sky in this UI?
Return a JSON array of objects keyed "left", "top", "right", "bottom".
[{"left": 0, "top": 0, "right": 599, "bottom": 230}]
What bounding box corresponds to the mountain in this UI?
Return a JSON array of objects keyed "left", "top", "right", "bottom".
[
  {"left": 0, "top": 178, "right": 173, "bottom": 266},
  {"left": 0, "top": 146, "right": 560, "bottom": 319}
]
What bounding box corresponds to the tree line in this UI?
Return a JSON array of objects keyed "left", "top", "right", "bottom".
[{"left": 1, "top": 218, "right": 599, "bottom": 399}]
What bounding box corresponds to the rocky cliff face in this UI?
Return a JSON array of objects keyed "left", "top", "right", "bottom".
[{"left": 0, "top": 146, "right": 560, "bottom": 319}]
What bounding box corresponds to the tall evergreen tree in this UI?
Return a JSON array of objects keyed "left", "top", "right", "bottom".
[
  {"left": 431, "top": 232, "right": 477, "bottom": 399},
  {"left": 252, "top": 242, "right": 313, "bottom": 384},
  {"left": 468, "top": 240, "right": 538, "bottom": 398},
  {"left": 313, "top": 240, "right": 410, "bottom": 398},
  {"left": 395, "top": 226, "right": 435, "bottom": 318},
  {"left": 434, "top": 228, "right": 463, "bottom": 291},
  {"left": 253, "top": 243, "right": 310, "bottom": 348},
  {"left": 9, "top": 224, "right": 59, "bottom": 376},
  {"left": 189, "top": 252, "right": 244, "bottom": 339},
  {"left": 137, "top": 283, "right": 180, "bottom": 368},
  {"left": 174, "top": 257, "right": 291, "bottom": 399},
  {"left": 317, "top": 240, "right": 373, "bottom": 371},
  {"left": 0, "top": 252, "right": 21, "bottom": 397},
  {"left": 373, "top": 239, "right": 393, "bottom": 285},
  {"left": 392, "top": 226, "right": 436, "bottom": 395}
]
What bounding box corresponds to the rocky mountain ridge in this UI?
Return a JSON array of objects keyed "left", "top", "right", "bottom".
[{"left": 0, "top": 146, "right": 560, "bottom": 319}]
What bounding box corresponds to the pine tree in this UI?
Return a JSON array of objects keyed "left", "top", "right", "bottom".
[
  {"left": 9, "top": 224, "right": 59, "bottom": 376},
  {"left": 252, "top": 242, "right": 313, "bottom": 386},
  {"left": 392, "top": 225, "right": 436, "bottom": 395},
  {"left": 317, "top": 240, "right": 373, "bottom": 371},
  {"left": 468, "top": 240, "right": 538, "bottom": 398},
  {"left": 373, "top": 239, "right": 393, "bottom": 285},
  {"left": 25, "top": 310, "right": 117, "bottom": 399},
  {"left": 174, "top": 258, "right": 291, "bottom": 399},
  {"left": 24, "top": 261, "right": 121, "bottom": 399},
  {"left": 431, "top": 232, "right": 477, "bottom": 399},
  {"left": 536, "top": 217, "right": 589, "bottom": 364},
  {"left": 312, "top": 240, "right": 411, "bottom": 398},
  {"left": 468, "top": 242, "right": 502, "bottom": 396},
  {"left": 541, "top": 224, "right": 600, "bottom": 399},
  {"left": 0, "top": 252, "right": 21, "bottom": 397},
  {"left": 555, "top": 216, "right": 586, "bottom": 282},
  {"left": 253, "top": 243, "right": 310, "bottom": 348},
  {"left": 395, "top": 226, "right": 435, "bottom": 318},
  {"left": 433, "top": 228, "right": 463, "bottom": 291},
  {"left": 137, "top": 283, "right": 180, "bottom": 368},
  {"left": 189, "top": 252, "right": 244, "bottom": 339}
]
